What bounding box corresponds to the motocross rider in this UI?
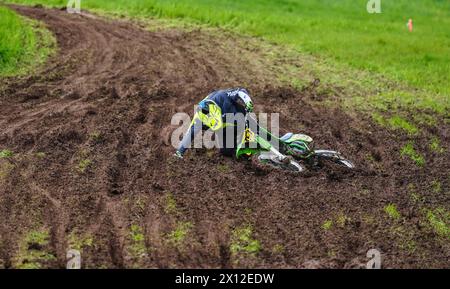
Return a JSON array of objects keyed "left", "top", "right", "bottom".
[{"left": 174, "top": 88, "right": 254, "bottom": 158}]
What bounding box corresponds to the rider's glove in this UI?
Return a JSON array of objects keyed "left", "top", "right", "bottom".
[{"left": 174, "top": 150, "right": 184, "bottom": 159}]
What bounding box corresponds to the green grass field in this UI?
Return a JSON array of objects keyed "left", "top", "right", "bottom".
[{"left": 0, "top": 5, "right": 54, "bottom": 76}]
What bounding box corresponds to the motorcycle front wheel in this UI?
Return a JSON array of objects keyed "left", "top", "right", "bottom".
[
  {"left": 251, "top": 152, "right": 304, "bottom": 173},
  {"left": 312, "top": 150, "right": 355, "bottom": 169}
]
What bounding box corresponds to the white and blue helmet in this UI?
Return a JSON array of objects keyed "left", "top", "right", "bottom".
[{"left": 229, "top": 88, "right": 253, "bottom": 113}]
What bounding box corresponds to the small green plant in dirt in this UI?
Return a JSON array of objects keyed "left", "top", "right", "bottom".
[
  {"left": 400, "top": 239, "right": 417, "bottom": 254},
  {"left": 429, "top": 137, "right": 445, "bottom": 153},
  {"left": 431, "top": 180, "right": 442, "bottom": 194},
  {"left": 327, "top": 250, "right": 337, "bottom": 258},
  {"left": 26, "top": 230, "right": 49, "bottom": 245},
  {"left": 129, "top": 224, "right": 147, "bottom": 258},
  {"left": 164, "top": 192, "right": 177, "bottom": 215},
  {"left": 217, "top": 163, "right": 230, "bottom": 173},
  {"left": 366, "top": 154, "right": 375, "bottom": 163},
  {"left": 77, "top": 159, "right": 92, "bottom": 173},
  {"left": 0, "top": 161, "right": 15, "bottom": 180},
  {"left": 321, "top": 220, "right": 333, "bottom": 230},
  {"left": 14, "top": 229, "right": 56, "bottom": 269},
  {"left": 336, "top": 213, "right": 351, "bottom": 228},
  {"left": 362, "top": 214, "right": 376, "bottom": 225},
  {"left": 392, "top": 225, "right": 417, "bottom": 253},
  {"left": 167, "top": 221, "right": 193, "bottom": 246},
  {"left": 424, "top": 208, "right": 450, "bottom": 238},
  {"left": 371, "top": 113, "right": 386, "bottom": 127},
  {"left": 134, "top": 197, "right": 146, "bottom": 211},
  {"left": 413, "top": 114, "right": 437, "bottom": 127},
  {"left": 272, "top": 244, "right": 284, "bottom": 254},
  {"left": 410, "top": 192, "right": 425, "bottom": 204},
  {"left": 408, "top": 183, "right": 426, "bottom": 204},
  {"left": 68, "top": 230, "right": 94, "bottom": 252},
  {"left": 371, "top": 114, "right": 418, "bottom": 135},
  {"left": 90, "top": 131, "right": 103, "bottom": 143},
  {"left": 390, "top": 225, "right": 417, "bottom": 254},
  {"left": 35, "top": 152, "right": 46, "bottom": 158},
  {"left": 230, "top": 225, "right": 261, "bottom": 256},
  {"left": 387, "top": 116, "right": 419, "bottom": 135},
  {"left": 0, "top": 149, "right": 14, "bottom": 158},
  {"left": 384, "top": 204, "right": 401, "bottom": 220},
  {"left": 400, "top": 143, "right": 425, "bottom": 167}
]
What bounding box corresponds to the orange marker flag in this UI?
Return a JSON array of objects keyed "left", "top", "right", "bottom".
[{"left": 407, "top": 19, "right": 413, "bottom": 32}]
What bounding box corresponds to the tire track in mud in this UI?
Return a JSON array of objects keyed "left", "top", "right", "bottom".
[
  {"left": 29, "top": 182, "right": 67, "bottom": 267},
  {"left": 0, "top": 5, "right": 448, "bottom": 268}
]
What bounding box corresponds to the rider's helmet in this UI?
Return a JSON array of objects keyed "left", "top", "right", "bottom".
[{"left": 234, "top": 89, "right": 254, "bottom": 113}]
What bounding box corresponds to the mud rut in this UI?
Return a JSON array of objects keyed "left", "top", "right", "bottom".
[{"left": 0, "top": 6, "right": 448, "bottom": 268}]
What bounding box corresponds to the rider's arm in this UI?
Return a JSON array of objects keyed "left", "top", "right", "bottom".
[{"left": 177, "top": 117, "right": 203, "bottom": 156}]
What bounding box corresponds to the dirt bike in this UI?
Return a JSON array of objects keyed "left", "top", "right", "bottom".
[{"left": 236, "top": 115, "right": 354, "bottom": 173}]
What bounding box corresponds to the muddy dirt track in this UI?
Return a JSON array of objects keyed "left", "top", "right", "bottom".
[{"left": 0, "top": 5, "right": 448, "bottom": 268}]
